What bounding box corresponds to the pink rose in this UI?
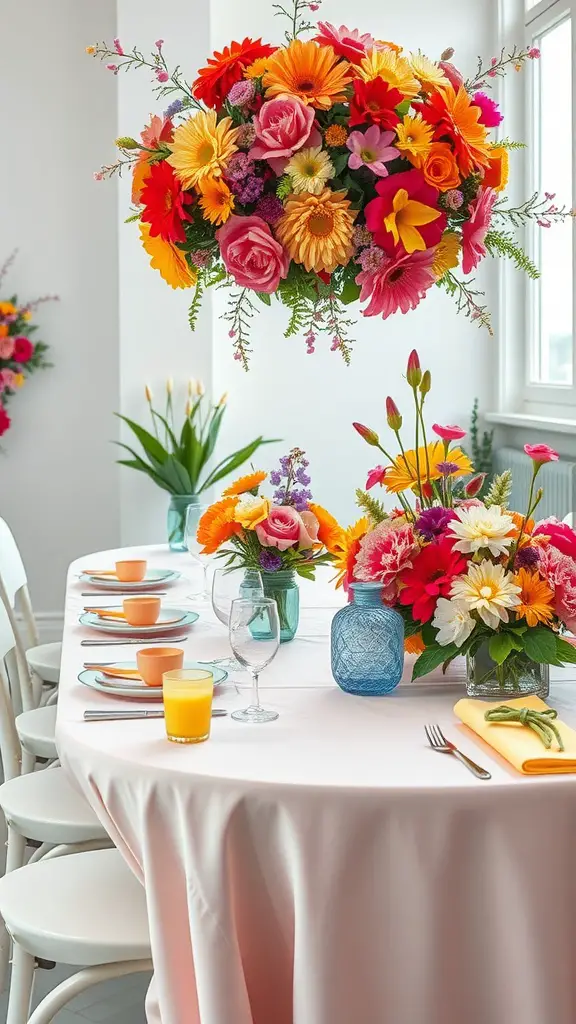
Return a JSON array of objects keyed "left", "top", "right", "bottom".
[
  {"left": 524, "top": 443, "right": 559, "bottom": 465},
  {"left": 0, "top": 369, "right": 16, "bottom": 389},
  {"left": 299, "top": 510, "right": 319, "bottom": 549},
  {"left": 432, "top": 423, "right": 466, "bottom": 441},
  {"left": 533, "top": 517, "right": 576, "bottom": 559},
  {"left": 0, "top": 337, "right": 15, "bottom": 359},
  {"left": 216, "top": 215, "right": 289, "bottom": 294},
  {"left": 256, "top": 505, "right": 303, "bottom": 551},
  {"left": 249, "top": 96, "right": 320, "bottom": 173}
]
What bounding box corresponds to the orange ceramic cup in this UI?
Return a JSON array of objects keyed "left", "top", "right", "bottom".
[
  {"left": 122, "top": 596, "right": 161, "bottom": 627},
  {"left": 137, "top": 647, "right": 184, "bottom": 687},
  {"left": 115, "top": 560, "right": 147, "bottom": 583}
]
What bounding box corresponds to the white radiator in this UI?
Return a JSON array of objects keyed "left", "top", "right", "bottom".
[{"left": 492, "top": 447, "right": 576, "bottom": 520}]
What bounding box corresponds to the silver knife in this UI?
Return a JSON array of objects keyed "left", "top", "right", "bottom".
[
  {"left": 83, "top": 708, "right": 228, "bottom": 721},
  {"left": 81, "top": 635, "right": 189, "bottom": 647},
  {"left": 81, "top": 591, "right": 167, "bottom": 597}
]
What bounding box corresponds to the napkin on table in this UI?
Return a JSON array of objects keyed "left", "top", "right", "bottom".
[{"left": 453, "top": 695, "right": 576, "bottom": 775}]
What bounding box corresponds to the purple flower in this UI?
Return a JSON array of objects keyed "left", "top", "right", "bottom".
[
  {"left": 164, "top": 98, "right": 184, "bottom": 119},
  {"left": 254, "top": 195, "right": 284, "bottom": 225},
  {"left": 292, "top": 488, "right": 312, "bottom": 511},
  {"left": 269, "top": 470, "right": 282, "bottom": 486},
  {"left": 357, "top": 245, "right": 388, "bottom": 273},
  {"left": 235, "top": 122, "right": 257, "bottom": 149},
  {"left": 189, "top": 249, "right": 210, "bottom": 268},
  {"left": 296, "top": 467, "right": 311, "bottom": 486},
  {"left": 436, "top": 461, "right": 461, "bottom": 477},
  {"left": 259, "top": 550, "right": 283, "bottom": 572},
  {"left": 515, "top": 546, "right": 540, "bottom": 568},
  {"left": 415, "top": 506, "right": 457, "bottom": 541},
  {"left": 444, "top": 189, "right": 464, "bottom": 211},
  {"left": 352, "top": 224, "right": 372, "bottom": 249},
  {"left": 225, "top": 152, "right": 254, "bottom": 182},
  {"left": 273, "top": 486, "right": 288, "bottom": 504},
  {"left": 227, "top": 80, "right": 256, "bottom": 107},
  {"left": 234, "top": 174, "right": 264, "bottom": 204}
]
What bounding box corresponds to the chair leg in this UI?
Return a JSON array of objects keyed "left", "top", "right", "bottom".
[
  {"left": 6, "top": 827, "right": 27, "bottom": 873},
  {"left": 26, "top": 844, "right": 55, "bottom": 865},
  {"left": 20, "top": 750, "right": 36, "bottom": 776},
  {"left": 39, "top": 838, "right": 114, "bottom": 861},
  {"left": 6, "top": 943, "right": 35, "bottom": 1024},
  {"left": 27, "top": 958, "right": 153, "bottom": 1024}
]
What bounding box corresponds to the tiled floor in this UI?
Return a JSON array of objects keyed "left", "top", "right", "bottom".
[{"left": 0, "top": 963, "right": 152, "bottom": 1022}]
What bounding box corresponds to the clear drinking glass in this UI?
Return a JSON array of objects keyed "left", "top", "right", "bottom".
[
  {"left": 210, "top": 568, "right": 264, "bottom": 670},
  {"left": 184, "top": 503, "right": 211, "bottom": 601},
  {"left": 229, "top": 597, "right": 280, "bottom": 723}
]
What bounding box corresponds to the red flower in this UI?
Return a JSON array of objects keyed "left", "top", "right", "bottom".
[
  {"left": 432, "top": 423, "right": 466, "bottom": 441},
  {"left": 140, "top": 162, "right": 194, "bottom": 244},
  {"left": 533, "top": 519, "right": 576, "bottom": 558},
  {"left": 12, "top": 336, "right": 34, "bottom": 363},
  {"left": 0, "top": 403, "right": 10, "bottom": 437},
  {"left": 366, "top": 465, "right": 386, "bottom": 489},
  {"left": 365, "top": 169, "right": 447, "bottom": 255},
  {"left": 349, "top": 77, "right": 402, "bottom": 130},
  {"left": 524, "top": 443, "right": 559, "bottom": 466},
  {"left": 398, "top": 538, "right": 467, "bottom": 622},
  {"left": 193, "top": 38, "right": 277, "bottom": 110}
]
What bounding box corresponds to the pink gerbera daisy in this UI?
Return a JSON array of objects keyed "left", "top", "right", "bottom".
[
  {"left": 461, "top": 187, "right": 497, "bottom": 275},
  {"left": 356, "top": 248, "right": 436, "bottom": 319},
  {"left": 313, "top": 22, "right": 376, "bottom": 64}
]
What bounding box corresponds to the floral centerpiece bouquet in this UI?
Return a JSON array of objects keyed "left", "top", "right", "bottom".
[
  {"left": 0, "top": 253, "right": 54, "bottom": 439},
  {"left": 116, "top": 377, "right": 276, "bottom": 549},
  {"left": 316, "top": 350, "right": 576, "bottom": 695},
  {"left": 196, "top": 448, "right": 332, "bottom": 640},
  {"left": 89, "top": 0, "right": 573, "bottom": 367}
]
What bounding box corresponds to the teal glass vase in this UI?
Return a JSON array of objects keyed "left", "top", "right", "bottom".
[
  {"left": 242, "top": 569, "right": 299, "bottom": 644},
  {"left": 331, "top": 582, "right": 404, "bottom": 695},
  {"left": 167, "top": 494, "right": 199, "bottom": 552}
]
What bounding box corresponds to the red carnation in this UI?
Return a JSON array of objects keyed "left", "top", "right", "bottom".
[
  {"left": 349, "top": 77, "right": 402, "bottom": 131},
  {"left": 0, "top": 403, "right": 11, "bottom": 437},
  {"left": 140, "top": 161, "right": 194, "bottom": 244},
  {"left": 12, "top": 336, "right": 34, "bottom": 363},
  {"left": 193, "top": 38, "right": 277, "bottom": 110},
  {"left": 398, "top": 538, "right": 467, "bottom": 623}
]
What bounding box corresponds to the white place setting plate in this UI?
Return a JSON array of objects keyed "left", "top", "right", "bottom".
[
  {"left": 79, "top": 569, "right": 181, "bottom": 591},
  {"left": 78, "top": 660, "right": 228, "bottom": 699},
  {"left": 79, "top": 607, "right": 198, "bottom": 635}
]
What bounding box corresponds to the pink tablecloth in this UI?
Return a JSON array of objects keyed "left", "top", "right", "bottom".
[{"left": 57, "top": 545, "right": 576, "bottom": 1024}]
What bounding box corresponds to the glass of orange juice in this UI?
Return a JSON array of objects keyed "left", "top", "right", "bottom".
[{"left": 163, "top": 669, "right": 214, "bottom": 744}]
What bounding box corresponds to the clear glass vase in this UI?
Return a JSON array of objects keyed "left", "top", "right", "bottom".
[
  {"left": 242, "top": 570, "right": 299, "bottom": 644},
  {"left": 466, "top": 641, "right": 550, "bottom": 699},
  {"left": 167, "top": 494, "right": 199, "bottom": 552},
  {"left": 331, "top": 582, "right": 404, "bottom": 696}
]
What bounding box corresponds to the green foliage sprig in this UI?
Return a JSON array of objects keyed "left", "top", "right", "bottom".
[
  {"left": 469, "top": 398, "right": 494, "bottom": 484},
  {"left": 355, "top": 489, "right": 386, "bottom": 524},
  {"left": 484, "top": 469, "right": 513, "bottom": 508},
  {"left": 484, "top": 230, "right": 540, "bottom": 279}
]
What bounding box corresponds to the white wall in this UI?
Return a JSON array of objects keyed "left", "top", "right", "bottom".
[{"left": 0, "top": 0, "right": 120, "bottom": 633}]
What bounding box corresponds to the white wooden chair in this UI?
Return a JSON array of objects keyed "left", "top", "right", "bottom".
[{"left": 0, "top": 517, "right": 60, "bottom": 761}]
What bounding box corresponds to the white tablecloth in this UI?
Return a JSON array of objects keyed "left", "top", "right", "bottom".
[{"left": 57, "top": 545, "right": 576, "bottom": 1024}]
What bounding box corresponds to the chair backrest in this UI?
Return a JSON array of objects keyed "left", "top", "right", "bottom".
[
  {"left": 0, "top": 517, "right": 27, "bottom": 608},
  {"left": 0, "top": 517, "right": 39, "bottom": 711},
  {"left": 0, "top": 599, "right": 24, "bottom": 783}
]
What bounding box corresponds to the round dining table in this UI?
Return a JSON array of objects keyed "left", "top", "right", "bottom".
[{"left": 57, "top": 544, "right": 576, "bottom": 1024}]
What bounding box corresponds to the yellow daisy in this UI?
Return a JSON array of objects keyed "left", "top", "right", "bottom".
[
  {"left": 275, "top": 188, "right": 356, "bottom": 274},
  {"left": 198, "top": 177, "right": 235, "bottom": 225},
  {"left": 432, "top": 232, "right": 461, "bottom": 278},
  {"left": 384, "top": 442, "right": 472, "bottom": 493},
  {"left": 408, "top": 51, "right": 449, "bottom": 92},
  {"left": 395, "top": 113, "right": 434, "bottom": 164},
  {"left": 139, "top": 223, "right": 197, "bottom": 290},
  {"left": 244, "top": 56, "right": 271, "bottom": 79},
  {"left": 357, "top": 48, "right": 421, "bottom": 99},
  {"left": 167, "top": 110, "right": 239, "bottom": 189},
  {"left": 286, "top": 146, "right": 335, "bottom": 195}
]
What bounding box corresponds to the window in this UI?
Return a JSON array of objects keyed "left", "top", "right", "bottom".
[{"left": 520, "top": 0, "right": 575, "bottom": 412}]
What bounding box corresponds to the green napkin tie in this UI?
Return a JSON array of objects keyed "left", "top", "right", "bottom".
[{"left": 484, "top": 705, "right": 565, "bottom": 752}]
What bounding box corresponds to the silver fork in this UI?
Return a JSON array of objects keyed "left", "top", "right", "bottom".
[{"left": 424, "top": 724, "right": 491, "bottom": 780}]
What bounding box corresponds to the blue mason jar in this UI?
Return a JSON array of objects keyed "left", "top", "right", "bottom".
[{"left": 331, "top": 582, "right": 404, "bottom": 695}]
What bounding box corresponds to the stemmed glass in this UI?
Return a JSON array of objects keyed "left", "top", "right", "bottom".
[
  {"left": 229, "top": 597, "right": 280, "bottom": 723},
  {"left": 210, "top": 568, "right": 264, "bottom": 670},
  {"left": 184, "top": 503, "right": 211, "bottom": 602}
]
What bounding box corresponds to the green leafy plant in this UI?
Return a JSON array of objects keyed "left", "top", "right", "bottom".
[
  {"left": 115, "top": 379, "right": 278, "bottom": 495},
  {"left": 469, "top": 398, "right": 494, "bottom": 492}
]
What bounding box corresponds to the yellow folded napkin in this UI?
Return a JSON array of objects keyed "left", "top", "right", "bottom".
[{"left": 454, "top": 695, "right": 576, "bottom": 775}]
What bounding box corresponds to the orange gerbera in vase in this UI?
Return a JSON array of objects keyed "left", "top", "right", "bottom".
[
  {"left": 223, "top": 471, "right": 267, "bottom": 496},
  {"left": 193, "top": 37, "right": 277, "bottom": 109},
  {"left": 418, "top": 84, "right": 490, "bottom": 177},
  {"left": 197, "top": 497, "right": 242, "bottom": 554},
  {"left": 275, "top": 189, "right": 356, "bottom": 273},
  {"left": 513, "top": 567, "right": 554, "bottom": 627},
  {"left": 140, "top": 224, "right": 197, "bottom": 289},
  {"left": 263, "top": 39, "right": 352, "bottom": 109}
]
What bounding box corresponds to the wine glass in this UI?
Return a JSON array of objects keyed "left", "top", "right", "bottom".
[
  {"left": 229, "top": 597, "right": 280, "bottom": 723},
  {"left": 210, "top": 568, "right": 264, "bottom": 669},
  {"left": 184, "top": 503, "right": 211, "bottom": 601}
]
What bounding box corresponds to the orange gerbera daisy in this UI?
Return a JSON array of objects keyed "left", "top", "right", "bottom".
[
  {"left": 263, "top": 40, "right": 353, "bottom": 109},
  {"left": 139, "top": 224, "right": 197, "bottom": 289},
  {"left": 275, "top": 188, "right": 356, "bottom": 274},
  {"left": 193, "top": 38, "right": 277, "bottom": 109},
  {"left": 405, "top": 632, "right": 426, "bottom": 655},
  {"left": 223, "top": 471, "right": 267, "bottom": 496},
  {"left": 197, "top": 497, "right": 242, "bottom": 555},
  {"left": 507, "top": 512, "right": 535, "bottom": 546},
  {"left": 307, "top": 503, "right": 345, "bottom": 553},
  {"left": 331, "top": 517, "right": 370, "bottom": 589},
  {"left": 419, "top": 85, "right": 490, "bottom": 177},
  {"left": 198, "top": 177, "right": 235, "bottom": 225},
  {"left": 513, "top": 568, "right": 555, "bottom": 627}
]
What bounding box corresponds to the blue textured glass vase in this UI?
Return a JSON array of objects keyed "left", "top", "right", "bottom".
[{"left": 331, "top": 582, "right": 404, "bottom": 696}]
